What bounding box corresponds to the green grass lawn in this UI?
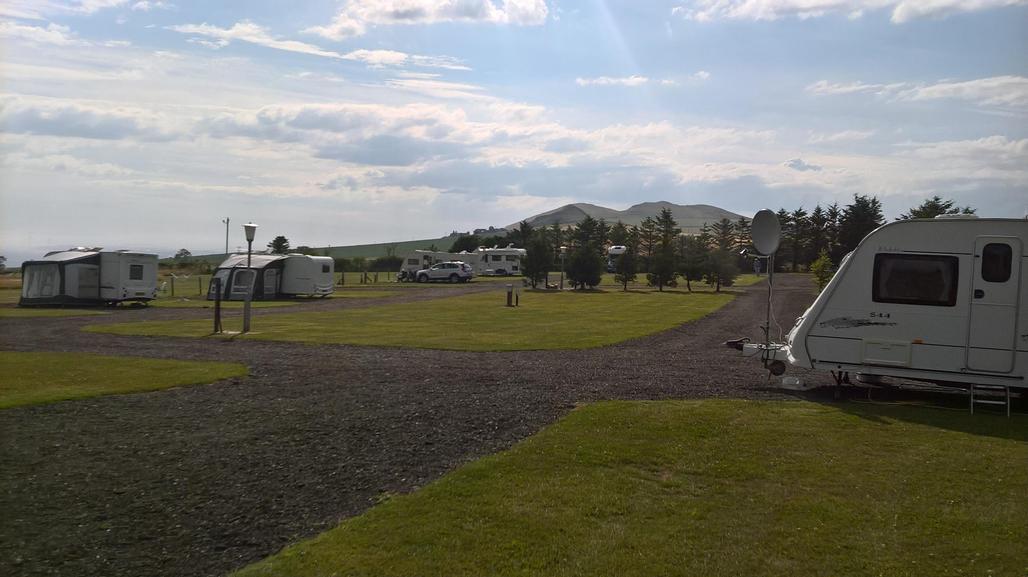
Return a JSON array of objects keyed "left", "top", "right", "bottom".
[
  {"left": 86, "top": 288, "right": 735, "bottom": 351},
  {"left": 0, "top": 351, "right": 248, "bottom": 408},
  {"left": 234, "top": 399, "right": 1028, "bottom": 577}
]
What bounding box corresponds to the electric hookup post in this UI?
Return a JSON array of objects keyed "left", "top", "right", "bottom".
[
  {"left": 212, "top": 278, "right": 222, "bottom": 334},
  {"left": 505, "top": 284, "right": 520, "bottom": 307}
]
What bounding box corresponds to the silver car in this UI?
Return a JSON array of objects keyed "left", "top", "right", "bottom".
[{"left": 416, "top": 261, "right": 474, "bottom": 283}]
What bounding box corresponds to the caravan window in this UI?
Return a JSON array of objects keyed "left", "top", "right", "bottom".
[
  {"left": 981, "top": 243, "right": 1011, "bottom": 283},
  {"left": 505, "top": 255, "right": 517, "bottom": 261},
  {"left": 492, "top": 255, "right": 502, "bottom": 262},
  {"left": 872, "top": 254, "right": 958, "bottom": 307},
  {"left": 129, "top": 264, "right": 144, "bottom": 280},
  {"left": 408, "top": 259, "right": 419, "bottom": 265},
  {"left": 322, "top": 264, "right": 330, "bottom": 273}
]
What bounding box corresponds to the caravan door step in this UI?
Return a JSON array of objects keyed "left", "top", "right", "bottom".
[{"left": 969, "top": 384, "right": 1011, "bottom": 417}]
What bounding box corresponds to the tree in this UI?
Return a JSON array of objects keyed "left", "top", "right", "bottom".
[
  {"left": 174, "top": 248, "right": 192, "bottom": 260},
  {"left": 679, "top": 235, "right": 707, "bottom": 292},
  {"left": 898, "top": 196, "right": 976, "bottom": 220},
  {"left": 838, "top": 194, "right": 885, "bottom": 255},
  {"left": 806, "top": 205, "right": 829, "bottom": 264},
  {"left": 566, "top": 245, "right": 604, "bottom": 289},
  {"left": 608, "top": 220, "right": 630, "bottom": 246},
  {"left": 369, "top": 255, "right": 403, "bottom": 272},
  {"left": 773, "top": 209, "right": 792, "bottom": 272},
  {"left": 449, "top": 234, "right": 481, "bottom": 253},
  {"left": 810, "top": 249, "right": 834, "bottom": 291},
  {"left": 0, "top": 255, "right": 6, "bottom": 273},
  {"left": 267, "top": 236, "right": 290, "bottom": 254},
  {"left": 710, "top": 218, "right": 735, "bottom": 251},
  {"left": 825, "top": 202, "right": 843, "bottom": 263},
  {"left": 647, "top": 208, "right": 680, "bottom": 291},
  {"left": 509, "top": 221, "right": 534, "bottom": 248},
  {"left": 637, "top": 217, "right": 658, "bottom": 271},
  {"left": 786, "top": 207, "right": 808, "bottom": 272},
  {"left": 705, "top": 249, "right": 739, "bottom": 292},
  {"left": 521, "top": 231, "right": 553, "bottom": 288},
  {"left": 614, "top": 244, "right": 638, "bottom": 291}
]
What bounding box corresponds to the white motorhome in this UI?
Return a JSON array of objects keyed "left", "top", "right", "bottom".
[
  {"left": 743, "top": 217, "right": 1026, "bottom": 392},
  {"left": 208, "top": 253, "right": 334, "bottom": 300},
  {"left": 20, "top": 248, "right": 158, "bottom": 306},
  {"left": 399, "top": 246, "right": 527, "bottom": 279}
]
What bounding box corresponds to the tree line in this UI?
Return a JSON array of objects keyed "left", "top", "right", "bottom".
[{"left": 519, "top": 194, "right": 976, "bottom": 291}]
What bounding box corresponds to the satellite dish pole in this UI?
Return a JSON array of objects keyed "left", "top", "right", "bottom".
[{"left": 750, "top": 209, "right": 782, "bottom": 371}]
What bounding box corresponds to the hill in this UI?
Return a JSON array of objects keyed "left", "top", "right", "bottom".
[{"left": 509, "top": 201, "right": 743, "bottom": 232}]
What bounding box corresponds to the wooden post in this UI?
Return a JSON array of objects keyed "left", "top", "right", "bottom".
[
  {"left": 213, "top": 278, "right": 222, "bottom": 333},
  {"left": 170, "top": 276, "right": 175, "bottom": 297}
]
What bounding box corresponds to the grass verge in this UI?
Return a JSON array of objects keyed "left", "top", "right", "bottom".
[
  {"left": 0, "top": 351, "right": 247, "bottom": 408},
  {"left": 234, "top": 399, "right": 1028, "bottom": 577},
  {"left": 86, "top": 288, "right": 735, "bottom": 351}
]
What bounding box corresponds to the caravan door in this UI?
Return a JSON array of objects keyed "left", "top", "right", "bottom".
[
  {"left": 966, "top": 236, "right": 1022, "bottom": 373},
  {"left": 263, "top": 269, "right": 278, "bottom": 298}
]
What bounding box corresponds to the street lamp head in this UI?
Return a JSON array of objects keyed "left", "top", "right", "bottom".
[
  {"left": 559, "top": 245, "right": 567, "bottom": 254},
  {"left": 243, "top": 222, "right": 258, "bottom": 242}
]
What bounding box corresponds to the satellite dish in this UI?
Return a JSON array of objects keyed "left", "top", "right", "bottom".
[{"left": 751, "top": 209, "right": 781, "bottom": 255}]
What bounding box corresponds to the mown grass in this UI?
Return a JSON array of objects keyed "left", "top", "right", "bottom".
[
  {"left": 87, "top": 288, "right": 735, "bottom": 351},
  {"left": 234, "top": 399, "right": 1028, "bottom": 577},
  {"left": 0, "top": 351, "right": 247, "bottom": 408}
]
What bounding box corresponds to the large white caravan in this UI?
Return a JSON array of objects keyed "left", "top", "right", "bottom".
[
  {"left": 739, "top": 217, "right": 1027, "bottom": 391},
  {"left": 399, "top": 246, "right": 527, "bottom": 278},
  {"left": 208, "top": 253, "right": 334, "bottom": 300},
  {"left": 20, "top": 248, "right": 158, "bottom": 306}
]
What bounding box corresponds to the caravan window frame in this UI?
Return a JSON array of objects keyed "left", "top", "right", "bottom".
[
  {"left": 872, "top": 253, "right": 959, "bottom": 307},
  {"left": 129, "top": 264, "right": 144, "bottom": 281}
]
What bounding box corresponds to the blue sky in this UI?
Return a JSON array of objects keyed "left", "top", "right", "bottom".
[{"left": 1, "top": 0, "right": 1026, "bottom": 262}]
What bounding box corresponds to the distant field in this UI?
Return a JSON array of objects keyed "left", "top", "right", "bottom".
[
  {"left": 87, "top": 287, "right": 736, "bottom": 351},
  {"left": 234, "top": 399, "right": 1028, "bottom": 577},
  {"left": 0, "top": 351, "right": 247, "bottom": 408}
]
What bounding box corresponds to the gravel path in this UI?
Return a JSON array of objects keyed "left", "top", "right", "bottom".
[{"left": 0, "top": 275, "right": 817, "bottom": 577}]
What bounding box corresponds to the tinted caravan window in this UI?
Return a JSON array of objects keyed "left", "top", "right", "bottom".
[
  {"left": 872, "top": 254, "right": 958, "bottom": 307},
  {"left": 981, "top": 243, "right": 1011, "bottom": 283},
  {"left": 129, "top": 264, "right": 144, "bottom": 280}
]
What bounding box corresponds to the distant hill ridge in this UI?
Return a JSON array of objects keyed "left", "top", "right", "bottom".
[
  {"left": 510, "top": 201, "right": 743, "bottom": 231},
  {"left": 180, "top": 201, "right": 743, "bottom": 263}
]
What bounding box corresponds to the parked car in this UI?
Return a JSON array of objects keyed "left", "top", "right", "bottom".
[{"left": 415, "top": 261, "right": 474, "bottom": 283}]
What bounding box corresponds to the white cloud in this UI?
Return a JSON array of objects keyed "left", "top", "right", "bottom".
[
  {"left": 808, "top": 75, "right": 1028, "bottom": 110},
  {"left": 0, "top": 95, "right": 177, "bottom": 141},
  {"left": 897, "top": 75, "right": 1028, "bottom": 108},
  {"left": 168, "top": 21, "right": 347, "bottom": 59},
  {"left": 0, "top": 21, "right": 81, "bottom": 45},
  {"left": 305, "top": 0, "right": 549, "bottom": 40},
  {"left": 784, "top": 158, "right": 822, "bottom": 171},
  {"left": 673, "top": 0, "right": 1027, "bottom": 23},
  {"left": 343, "top": 49, "right": 470, "bottom": 70},
  {"left": 576, "top": 75, "right": 649, "bottom": 87},
  {"left": 131, "top": 1, "right": 175, "bottom": 11},
  {"left": 168, "top": 21, "right": 468, "bottom": 70},
  {"left": 808, "top": 129, "right": 875, "bottom": 143}
]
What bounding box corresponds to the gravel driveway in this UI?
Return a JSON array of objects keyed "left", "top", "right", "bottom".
[{"left": 0, "top": 275, "right": 817, "bottom": 577}]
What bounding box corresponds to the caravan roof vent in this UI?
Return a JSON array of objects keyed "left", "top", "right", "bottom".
[{"left": 934, "top": 214, "right": 979, "bottom": 220}]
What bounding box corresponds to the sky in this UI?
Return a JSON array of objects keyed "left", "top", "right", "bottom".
[{"left": 1, "top": 0, "right": 1026, "bottom": 263}]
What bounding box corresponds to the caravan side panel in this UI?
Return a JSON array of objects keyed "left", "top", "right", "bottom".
[{"left": 100, "top": 253, "right": 158, "bottom": 302}]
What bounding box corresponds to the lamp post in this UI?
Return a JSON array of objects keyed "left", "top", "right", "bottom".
[
  {"left": 242, "top": 222, "right": 258, "bottom": 333},
  {"left": 559, "top": 245, "right": 567, "bottom": 290},
  {"left": 243, "top": 222, "right": 258, "bottom": 268}
]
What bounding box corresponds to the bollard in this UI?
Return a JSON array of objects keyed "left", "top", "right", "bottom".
[
  {"left": 213, "top": 278, "right": 222, "bottom": 333},
  {"left": 170, "top": 276, "right": 175, "bottom": 297},
  {"left": 515, "top": 285, "right": 519, "bottom": 307},
  {"left": 198, "top": 276, "right": 202, "bottom": 295},
  {"left": 506, "top": 284, "right": 513, "bottom": 307}
]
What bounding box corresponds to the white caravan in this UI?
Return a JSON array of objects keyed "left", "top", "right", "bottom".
[
  {"left": 20, "top": 248, "right": 158, "bottom": 306},
  {"left": 208, "top": 253, "right": 334, "bottom": 300},
  {"left": 399, "top": 246, "right": 527, "bottom": 279},
  {"left": 742, "top": 217, "right": 1027, "bottom": 391}
]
